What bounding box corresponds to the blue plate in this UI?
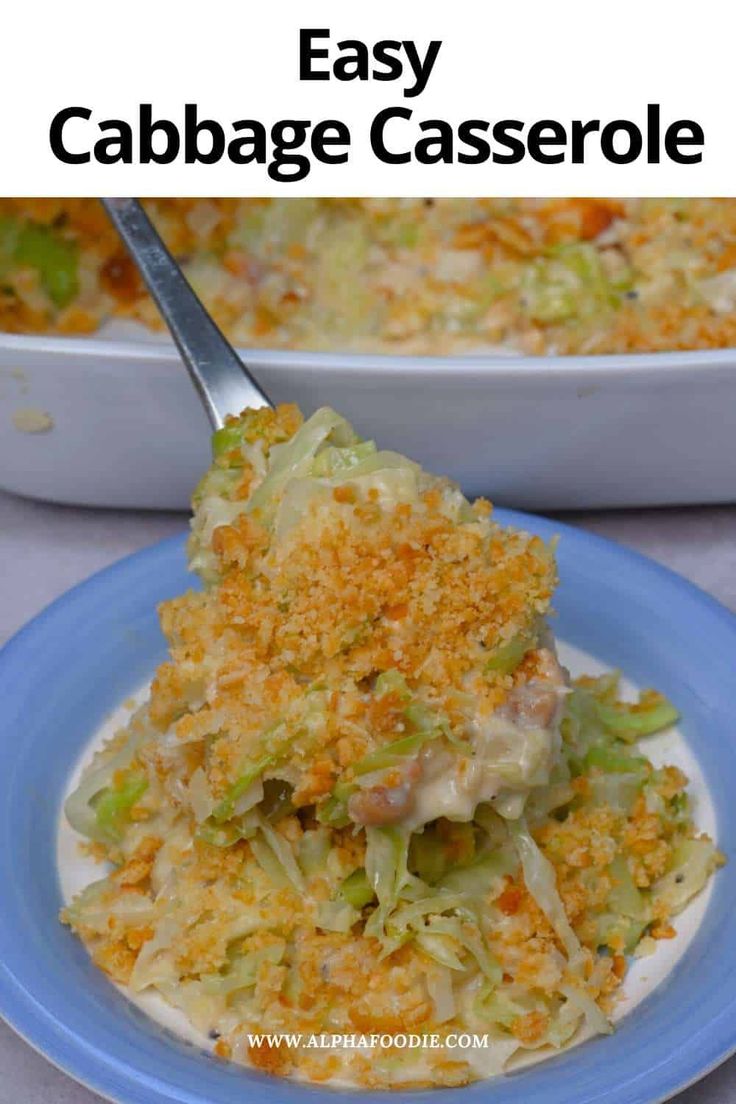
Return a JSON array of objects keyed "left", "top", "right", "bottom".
[{"left": 1, "top": 510, "right": 736, "bottom": 1104}]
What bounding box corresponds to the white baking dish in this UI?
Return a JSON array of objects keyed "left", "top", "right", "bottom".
[{"left": 0, "top": 327, "right": 735, "bottom": 510}]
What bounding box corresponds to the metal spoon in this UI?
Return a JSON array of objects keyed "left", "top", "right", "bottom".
[{"left": 101, "top": 198, "right": 273, "bottom": 429}]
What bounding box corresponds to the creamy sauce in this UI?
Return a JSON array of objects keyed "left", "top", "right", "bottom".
[
  {"left": 406, "top": 658, "right": 567, "bottom": 830},
  {"left": 407, "top": 712, "right": 559, "bottom": 830}
]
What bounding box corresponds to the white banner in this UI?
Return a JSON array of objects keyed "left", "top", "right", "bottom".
[{"left": 2, "top": 0, "right": 734, "bottom": 195}]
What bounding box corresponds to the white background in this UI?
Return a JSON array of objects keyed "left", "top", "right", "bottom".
[{"left": 1, "top": 0, "right": 735, "bottom": 194}]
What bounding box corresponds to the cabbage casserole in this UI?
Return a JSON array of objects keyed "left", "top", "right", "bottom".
[
  {"left": 62, "top": 406, "right": 721, "bottom": 1089},
  {"left": 8, "top": 198, "right": 736, "bottom": 355}
]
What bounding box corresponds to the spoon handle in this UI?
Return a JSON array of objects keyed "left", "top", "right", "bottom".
[{"left": 101, "top": 198, "right": 273, "bottom": 429}]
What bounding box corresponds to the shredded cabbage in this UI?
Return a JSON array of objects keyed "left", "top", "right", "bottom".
[
  {"left": 595, "top": 694, "right": 679, "bottom": 741},
  {"left": 310, "top": 440, "right": 377, "bottom": 477},
  {"left": 484, "top": 628, "right": 538, "bottom": 676},
  {"left": 474, "top": 986, "right": 543, "bottom": 1031},
  {"left": 607, "top": 855, "right": 646, "bottom": 920},
  {"left": 64, "top": 728, "right": 146, "bottom": 842},
  {"left": 415, "top": 930, "right": 466, "bottom": 971},
  {"left": 340, "top": 867, "right": 375, "bottom": 909},
  {"left": 316, "top": 900, "right": 360, "bottom": 933},
  {"left": 62, "top": 879, "right": 154, "bottom": 934},
  {"left": 213, "top": 754, "right": 277, "bottom": 822},
  {"left": 508, "top": 817, "right": 586, "bottom": 969},
  {"left": 201, "top": 941, "right": 286, "bottom": 997},
  {"left": 247, "top": 407, "right": 356, "bottom": 525},
  {"left": 93, "top": 773, "right": 148, "bottom": 843},
  {"left": 424, "top": 914, "right": 502, "bottom": 984},
  {"left": 559, "top": 981, "right": 612, "bottom": 1037},
  {"left": 255, "top": 813, "right": 304, "bottom": 891},
  {"left": 425, "top": 964, "right": 456, "bottom": 1023},
  {"left": 522, "top": 243, "right": 623, "bottom": 324},
  {"left": 364, "top": 826, "right": 413, "bottom": 937},
  {"left": 439, "top": 847, "right": 517, "bottom": 897},
  {"left": 652, "top": 837, "right": 720, "bottom": 914},
  {"left": 297, "top": 827, "right": 331, "bottom": 876},
  {"left": 374, "top": 669, "right": 411, "bottom": 701}
]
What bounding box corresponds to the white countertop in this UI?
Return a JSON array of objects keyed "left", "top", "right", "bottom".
[{"left": 1, "top": 487, "right": 735, "bottom": 1104}]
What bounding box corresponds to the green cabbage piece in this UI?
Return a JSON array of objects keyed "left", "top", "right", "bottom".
[
  {"left": 351, "top": 732, "right": 430, "bottom": 778},
  {"left": 273, "top": 451, "right": 422, "bottom": 544},
  {"left": 364, "top": 826, "right": 413, "bottom": 937},
  {"left": 521, "top": 242, "right": 622, "bottom": 325},
  {"left": 326, "top": 450, "right": 419, "bottom": 484},
  {"left": 559, "top": 981, "right": 612, "bottom": 1037},
  {"left": 594, "top": 912, "right": 648, "bottom": 954},
  {"left": 297, "top": 827, "right": 331, "bottom": 876},
  {"left": 63, "top": 877, "right": 155, "bottom": 933},
  {"left": 260, "top": 779, "right": 294, "bottom": 822},
  {"left": 315, "top": 793, "right": 351, "bottom": 828},
  {"left": 483, "top": 629, "right": 537, "bottom": 677},
  {"left": 409, "top": 827, "right": 453, "bottom": 886},
  {"left": 190, "top": 465, "right": 241, "bottom": 512},
  {"left": 200, "top": 941, "right": 285, "bottom": 997},
  {"left": 249, "top": 834, "right": 295, "bottom": 891},
  {"left": 409, "top": 820, "right": 477, "bottom": 886},
  {"left": 380, "top": 890, "right": 500, "bottom": 979},
  {"left": 0, "top": 216, "right": 20, "bottom": 278},
  {"left": 316, "top": 900, "right": 360, "bottom": 933},
  {"left": 652, "top": 837, "right": 720, "bottom": 915},
  {"left": 562, "top": 675, "right": 679, "bottom": 773},
  {"left": 64, "top": 730, "right": 146, "bottom": 842},
  {"left": 13, "top": 220, "right": 79, "bottom": 307},
  {"left": 310, "top": 440, "right": 377, "bottom": 477},
  {"left": 374, "top": 669, "right": 411, "bottom": 701},
  {"left": 247, "top": 407, "right": 357, "bottom": 524},
  {"left": 340, "top": 867, "right": 376, "bottom": 909},
  {"left": 238, "top": 199, "right": 320, "bottom": 249},
  {"left": 423, "top": 914, "right": 502, "bottom": 984},
  {"left": 438, "top": 846, "right": 517, "bottom": 896},
  {"left": 584, "top": 746, "right": 649, "bottom": 775},
  {"left": 387, "top": 892, "right": 474, "bottom": 932},
  {"left": 254, "top": 812, "right": 304, "bottom": 891},
  {"left": 92, "top": 773, "right": 148, "bottom": 843},
  {"left": 666, "top": 791, "right": 691, "bottom": 828},
  {"left": 587, "top": 771, "right": 644, "bottom": 814},
  {"left": 196, "top": 819, "right": 251, "bottom": 848},
  {"left": 508, "top": 816, "right": 585, "bottom": 969},
  {"left": 474, "top": 985, "right": 546, "bottom": 1031},
  {"left": 211, "top": 424, "right": 247, "bottom": 465},
  {"left": 595, "top": 695, "right": 679, "bottom": 742},
  {"left": 213, "top": 754, "right": 276, "bottom": 823},
  {"left": 607, "top": 854, "right": 647, "bottom": 920},
  {"left": 415, "top": 930, "right": 466, "bottom": 971}
]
